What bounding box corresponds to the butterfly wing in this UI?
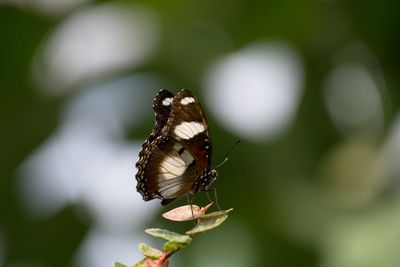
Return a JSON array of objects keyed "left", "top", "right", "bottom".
[{"left": 135, "top": 89, "right": 213, "bottom": 205}]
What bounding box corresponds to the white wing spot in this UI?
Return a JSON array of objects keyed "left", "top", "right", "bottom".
[
  {"left": 180, "top": 97, "right": 195, "bottom": 105},
  {"left": 158, "top": 149, "right": 194, "bottom": 180},
  {"left": 162, "top": 97, "right": 173, "bottom": 106},
  {"left": 181, "top": 149, "right": 194, "bottom": 165},
  {"left": 159, "top": 183, "right": 184, "bottom": 198},
  {"left": 159, "top": 155, "right": 186, "bottom": 180},
  {"left": 174, "top": 121, "right": 205, "bottom": 139}
]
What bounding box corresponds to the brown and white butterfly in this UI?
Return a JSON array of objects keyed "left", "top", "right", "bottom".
[{"left": 135, "top": 89, "right": 217, "bottom": 205}]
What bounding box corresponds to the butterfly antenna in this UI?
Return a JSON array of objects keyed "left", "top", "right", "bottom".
[{"left": 214, "top": 139, "right": 241, "bottom": 170}]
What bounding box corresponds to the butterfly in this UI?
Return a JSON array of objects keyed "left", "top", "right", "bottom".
[{"left": 135, "top": 89, "right": 218, "bottom": 205}]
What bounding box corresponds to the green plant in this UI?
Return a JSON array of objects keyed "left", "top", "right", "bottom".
[{"left": 114, "top": 204, "right": 233, "bottom": 267}]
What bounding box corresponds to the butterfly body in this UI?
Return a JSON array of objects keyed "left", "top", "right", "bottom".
[{"left": 135, "top": 89, "right": 217, "bottom": 205}]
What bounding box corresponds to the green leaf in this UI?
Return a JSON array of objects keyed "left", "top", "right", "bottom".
[
  {"left": 132, "top": 258, "right": 146, "bottom": 267},
  {"left": 145, "top": 228, "right": 192, "bottom": 244},
  {"left": 198, "top": 208, "right": 234, "bottom": 220},
  {"left": 138, "top": 243, "right": 163, "bottom": 259},
  {"left": 186, "top": 214, "right": 229, "bottom": 236},
  {"left": 114, "top": 262, "right": 128, "bottom": 267},
  {"left": 162, "top": 239, "right": 191, "bottom": 252}
]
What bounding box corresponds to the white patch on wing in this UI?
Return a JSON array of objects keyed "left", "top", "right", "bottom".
[
  {"left": 159, "top": 183, "right": 184, "bottom": 198},
  {"left": 180, "top": 97, "right": 195, "bottom": 105},
  {"left": 158, "top": 146, "right": 194, "bottom": 180},
  {"left": 162, "top": 97, "right": 173, "bottom": 106},
  {"left": 174, "top": 121, "right": 205, "bottom": 139},
  {"left": 181, "top": 149, "right": 194, "bottom": 166},
  {"left": 159, "top": 155, "right": 186, "bottom": 180}
]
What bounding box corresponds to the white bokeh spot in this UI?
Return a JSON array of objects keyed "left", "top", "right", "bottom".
[
  {"left": 204, "top": 41, "right": 304, "bottom": 141},
  {"left": 18, "top": 75, "right": 162, "bottom": 227},
  {"left": 17, "top": 74, "right": 165, "bottom": 267},
  {"left": 32, "top": 3, "right": 160, "bottom": 95},
  {"left": 323, "top": 63, "right": 384, "bottom": 136}
]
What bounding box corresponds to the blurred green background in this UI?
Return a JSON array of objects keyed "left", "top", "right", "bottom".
[{"left": 1, "top": 0, "right": 400, "bottom": 267}]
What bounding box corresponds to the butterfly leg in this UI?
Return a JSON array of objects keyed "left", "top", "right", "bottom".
[
  {"left": 206, "top": 188, "right": 222, "bottom": 211},
  {"left": 186, "top": 193, "right": 196, "bottom": 222}
]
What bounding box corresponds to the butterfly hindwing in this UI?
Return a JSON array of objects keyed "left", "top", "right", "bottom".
[{"left": 138, "top": 136, "right": 199, "bottom": 201}]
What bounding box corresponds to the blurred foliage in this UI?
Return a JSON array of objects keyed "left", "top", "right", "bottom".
[{"left": 1, "top": 0, "right": 400, "bottom": 267}]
